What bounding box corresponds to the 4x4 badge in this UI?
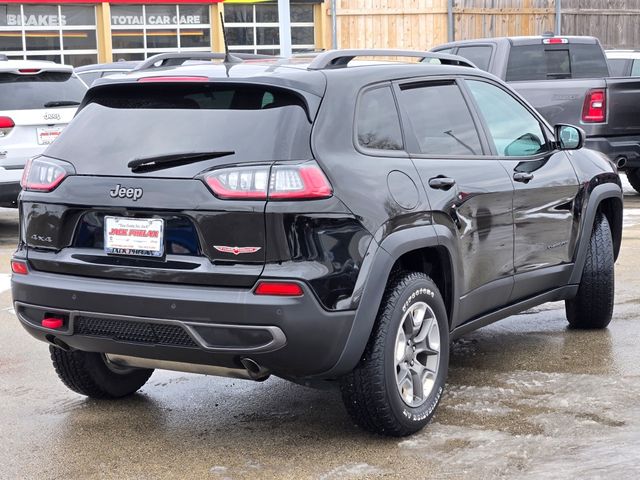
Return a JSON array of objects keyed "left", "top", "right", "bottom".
[{"left": 214, "top": 246, "right": 261, "bottom": 255}]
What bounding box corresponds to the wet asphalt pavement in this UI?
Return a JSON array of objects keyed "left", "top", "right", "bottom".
[{"left": 1, "top": 182, "right": 640, "bottom": 479}]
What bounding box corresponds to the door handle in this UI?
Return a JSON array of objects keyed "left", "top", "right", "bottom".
[
  {"left": 513, "top": 172, "right": 534, "bottom": 183},
  {"left": 428, "top": 176, "right": 456, "bottom": 190}
]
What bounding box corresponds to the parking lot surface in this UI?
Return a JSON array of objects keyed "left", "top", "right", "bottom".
[{"left": 1, "top": 183, "right": 640, "bottom": 479}]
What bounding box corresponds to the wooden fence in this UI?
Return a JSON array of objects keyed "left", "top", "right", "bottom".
[{"left": 321, "top": 0, "right": 640, "bottom": 51}]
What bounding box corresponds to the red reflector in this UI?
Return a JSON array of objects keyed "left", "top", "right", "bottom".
[
  {"left": 0, "top": 116, "right": 14, "bottom": 129},
  {"left": 543, "top": 38, "right": 568, "bottom": 44},
  {"left": 11, "top": 260, "right": 28, "bottom": 275},
  {"left": 138, "top": 76, "right": 209, "bottom": 83},
  {"left": 254, "top": 281, "right": 304, "bottom": 296},
  {"left": 18, "top": 68, "right": 40, "bottom": 73},
  {"left": 42, "top": 317, "right": 64, "bottom": 329},
  {"left": 582, "top": 89, "right": 606, "bottom": 123}
]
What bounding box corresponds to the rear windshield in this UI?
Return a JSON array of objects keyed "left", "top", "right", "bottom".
[
  {"left": 506, "top": 44, "right": 610, "bottom": 81},
  {"left": 0, "top": 72, "right": 86, "bottom": 110},
  {"left": 46, "top": 84, "right": 313, "bottom": 176}
]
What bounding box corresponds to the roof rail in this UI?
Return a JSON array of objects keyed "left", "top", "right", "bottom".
[
  {"left": 306, "top": 49, "right": 476, "bottom": 70},
  {"left": 133, "top": 52, "right": 281, "bottom": 71}
]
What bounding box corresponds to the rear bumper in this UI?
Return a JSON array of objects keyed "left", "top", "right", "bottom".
[
  {"left": 0, "top": 179, "right": 21, "bottom": 207},
  {"left": 585, "top": 136, "right": 640, "bottom": 169},
  {"left": 11, "top": 269, "right": 356, "bottom": 380}
]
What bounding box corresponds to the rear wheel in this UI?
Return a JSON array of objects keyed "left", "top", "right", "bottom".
[
  {"left": 626, "top": 168, "right": 640, "bottom": 194},
  {"left": 50, "top": 346, "right": 153, "bottom": 398},
  {"left": 565, "top": 213, "right": 614, "bottom": 329},
  {"left": 340, "top": 272, "right": 449, "bottom": 437}
]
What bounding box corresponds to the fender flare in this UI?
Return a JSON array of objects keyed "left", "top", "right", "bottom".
[
  {"left": 320, "top": 224, "right": 460, "bottom": 378},
  {"left": 569, "top": 182, "right": 623, "bottom": 285}
]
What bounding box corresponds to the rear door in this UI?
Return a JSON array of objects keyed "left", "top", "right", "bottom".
[
  {"left": 395, "top": 77, "right": 515, "bottom": 326},
  {"left": 463, "top": 78, "right": 580, "bottom": 301}
]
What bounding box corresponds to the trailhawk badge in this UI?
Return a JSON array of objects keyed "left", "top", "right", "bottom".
[{"left": 214, "top": 246, "right": 262, "bottom": 255}]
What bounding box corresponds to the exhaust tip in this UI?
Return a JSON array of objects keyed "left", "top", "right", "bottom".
[
  {"left": 616, "top": 156, "right": 627, "bottom": 169},
  {"left": 241, "top": 358, "right": 270, "bottom": 381}
]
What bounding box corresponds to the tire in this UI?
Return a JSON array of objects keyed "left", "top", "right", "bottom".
[
  {"left": 626, "top": 168, "right": 640, "bottom": 194},
  {"left": 50, "top": 346, "right": 153, "bottom": 399},
  {"left": 340, "top": 271, "right": 449, "bottom": 437},
  {"left": 565, "top": 213, "right": 615, "bottom": 329}
]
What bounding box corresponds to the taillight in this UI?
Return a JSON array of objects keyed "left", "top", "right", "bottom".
[
  {"left": 203, "top": 161, "right": 332, "bottom": 200},
  {"left": 138, "top": 76, "right": 209, "bottom": 83},
  {"left": 0, "top": 116, "right": 14, "bottom": 138},
  {"left": 582, "top": 89, "right": 606, "bottom": 123},
  {"left": 542, "top": 38, "right": 568, "bottom": 44},
  {"left": 254, "top": 281, "right": 304, "bottom": 296},
  {"left": 11, "top": 260, "right": 28, "bottom": 275},
  {"left": 21, "top": 157, "right": 74, "bottom": 192}
]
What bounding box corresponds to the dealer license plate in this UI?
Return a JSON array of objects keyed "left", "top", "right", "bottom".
[
  {"left": 36, "top": 126, "right": 65, "bottom": 145},
  {"left": 104, "top": 216, "right": 164, "bottom": 257}
]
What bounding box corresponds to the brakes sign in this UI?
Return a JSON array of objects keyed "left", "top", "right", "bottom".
[{"left": 104, "top": 216, "right": 164, "bottom": 257}]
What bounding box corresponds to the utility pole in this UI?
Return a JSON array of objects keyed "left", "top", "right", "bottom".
[{"left": 278, "top": 0, "right": 292, "bottom": 56}]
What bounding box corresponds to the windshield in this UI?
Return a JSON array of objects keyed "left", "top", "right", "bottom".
[{"left": 0, "top": 72, "right": 86, "bottom": 110}]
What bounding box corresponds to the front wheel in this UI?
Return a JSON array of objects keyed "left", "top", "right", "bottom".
[
  {"left": 626, "top": 168, "right": 640, "bottom": 194},
  {"left": 50, "top": 346, "right": 153, "bottom": 398},
  {"left": 340, "top": 272, "right": 449, "bottom": 437}
]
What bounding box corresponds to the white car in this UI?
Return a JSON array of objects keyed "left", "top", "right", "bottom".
[
  {"left": 0, "top": 56, "right": 86, "bottom": 207},
  {"left": 605, "top": 50, "right": 640, "bottom": 77}
]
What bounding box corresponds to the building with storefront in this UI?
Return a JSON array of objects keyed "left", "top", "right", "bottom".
[{"left": 0, "top": 0, "right": 324, "bottom": 66}]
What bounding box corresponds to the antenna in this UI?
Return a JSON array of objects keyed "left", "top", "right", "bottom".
[{"left": 220, "top": 12, "right": 242, "bottom": 64}]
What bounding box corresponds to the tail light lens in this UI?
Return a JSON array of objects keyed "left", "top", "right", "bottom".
[
  {"left": 11, "top": 260, "right": 28, "bottom": 275},
  {"left": 0, "top": 116, "right": 14, "bottom": 138},
  {"left": 582, "top": 89, "right": 606, "bottom": 123},
  {"left": 21, "top": 157, "right": 75, "bottom": 192},
  {"left": 254, "top": 281, "right": 304, "bottom": 296},
  {"left": 203, "top": 161, "right": 332, "bottom": 200}
]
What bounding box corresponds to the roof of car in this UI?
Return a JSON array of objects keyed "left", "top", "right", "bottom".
[
  {"left": 0, "top": 59, "right": 74, "bottom": 73},
  {"left": 435, "top": 35, "right": 600, "bottom": 49},
  {"left": 92, "top": 54, "right": 487, "bottom": 98},
  {"left": 605, "top": 50, "right": 640, "bottom": 60}
]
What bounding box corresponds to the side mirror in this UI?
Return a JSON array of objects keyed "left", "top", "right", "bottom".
[{"left": 555, "top": 124, "right": 585, "bottom": 150}]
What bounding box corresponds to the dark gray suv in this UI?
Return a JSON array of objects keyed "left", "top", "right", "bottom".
[{"left": 11, "top": 50, "right": 623, "bottom": 436}]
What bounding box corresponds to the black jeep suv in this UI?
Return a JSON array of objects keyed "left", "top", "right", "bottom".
[{"left": 11, "top": 50, "right": 623, "bottom": 437}]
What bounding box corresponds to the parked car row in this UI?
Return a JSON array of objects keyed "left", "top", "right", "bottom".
[{"left": 10, "top": 49, "right": 622, "bottom": 437}]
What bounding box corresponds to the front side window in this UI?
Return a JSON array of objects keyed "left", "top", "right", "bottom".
[
  {"left": 631, "top": 60, "right": 640, "bottom": 77},
  {"left": 398, "top": 81, "right": 482, "bottom": 156},
  {"left": 357, "top": 86, "right": 403, "bottom": 151},
  {"left": 467, "top": 80, "right": 548, "bottom": 157}
]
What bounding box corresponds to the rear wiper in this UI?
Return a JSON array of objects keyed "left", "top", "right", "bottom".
[
  {"left": 44, "top": 100, "right": 81, "bottom": 108},
  {"left": 128, "top": 151, "right": 235, "bottom": 173}
]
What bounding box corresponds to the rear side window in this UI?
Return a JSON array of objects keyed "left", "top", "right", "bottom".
[
  {"left": 632, "top": 60, "right": 640, "bottom": 77},
  {"left": 0, "top": 72, "right": 86, "bottom": 110},
  {"left": 356, "top": 86, "right": 403, "bottom": 151},
  {"left": 398, "top": 81, "right": 482, "bottom": 156},
  {"left": 506, "top": 44, "right": 609, "bottom": 81},
  {"left": 456, "top": 45, "right": 493, "bottom": 71}
]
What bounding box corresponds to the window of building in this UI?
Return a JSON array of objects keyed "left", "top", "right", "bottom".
[
  {"left": 224, "top": 3, "right": 315, "bottom": 55},
  {"left": 110, "top": 5, "right": 211, "bottom": 61},
  {"left": 0, "top": 4, "right": 98, "bottom": 66}
]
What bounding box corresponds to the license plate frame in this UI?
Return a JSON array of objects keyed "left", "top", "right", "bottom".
[
  {"left": 36, "top": 126, "right": 64, "bottom": 145},
  {"left": 104, "top": 216, "right": 165, "bottom": 258}
]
